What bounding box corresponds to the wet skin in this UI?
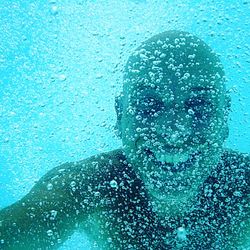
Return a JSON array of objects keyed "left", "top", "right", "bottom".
[
  {"left": 0, "top": 31, "right": 249, "bottom": 249},
  {"left": 119, "top": 84, "right": 225, "bottom": 215},
  {"left": 117, "top": 30, "right": 229, "bottom": 216},
  {"left": 1, "top": 149, "right": 249, "bottom": 249}
]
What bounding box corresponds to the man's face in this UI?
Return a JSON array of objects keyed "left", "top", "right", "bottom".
[{"left": 118, "top": 61, "right": 228, "bottom": 201}]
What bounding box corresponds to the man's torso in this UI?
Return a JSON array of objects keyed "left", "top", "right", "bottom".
[{"left": 78, "top": 149, "right": 249, "bottom": 250}]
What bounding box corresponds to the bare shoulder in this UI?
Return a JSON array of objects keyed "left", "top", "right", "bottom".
[
  {"left": 37, "top": 148, "right": 126, "bottom": 188},
  {"left": 222, "top": 148, "right": 249, "bottom": 184},
  {"left": 30, "top": 148, "right": 127, "bottom": 206},
  {"left": 221, "top": 149, "right": 250, "bottom": 248},
  {"left": 0, "top": 149, "right": 127, "bottom": 250},
  {"left": 222, "top": 148, "right": 250, "bottom": 164}
]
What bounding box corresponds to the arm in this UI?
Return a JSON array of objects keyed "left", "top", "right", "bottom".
[
  {"left": 228, "top": 152, "right": 250, "bottom": 248},
  {"left": 0, "top": 160, "right": 101, "bottom": 250},
  {"left": 233, "top": 219, "right": 250, "bottom": 249}
]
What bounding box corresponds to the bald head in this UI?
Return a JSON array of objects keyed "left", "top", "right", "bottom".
[
  {"left": 116, "top": 30, "right": 230, "bottom": 159},
  {"left": 123, "top": 30, "right": 225, "bottom": 95}
]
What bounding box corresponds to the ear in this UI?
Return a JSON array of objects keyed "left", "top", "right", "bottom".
[
  {"left": 114, "top": 95, "right": 123, "bottom": 138},
  {"left": 222, "top": 93, "right": 231, "bottom": 141},
  {"left": 224, "top": 93, "right": 231, "bottom": 120}
]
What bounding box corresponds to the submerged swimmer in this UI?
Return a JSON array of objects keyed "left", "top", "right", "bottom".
[{"left": 0, "top": 30, "right": 249, "bottom": 249}]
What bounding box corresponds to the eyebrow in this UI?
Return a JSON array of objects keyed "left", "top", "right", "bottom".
[
  {"left": 135, "top": 86, "right": 157, "bottom": 96},
  {"left": 190, "top": 87, "right": 216, "bottom": 92},
  {"left": 137, "top": 85, "right": 155, "bottom": 91}
]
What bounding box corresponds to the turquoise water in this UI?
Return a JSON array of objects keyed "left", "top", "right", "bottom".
[{"left": 0, "top": 0, "right": 249, "bottom": 248}]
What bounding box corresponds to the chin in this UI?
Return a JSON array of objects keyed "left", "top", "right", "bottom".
[
  {"left": 137, "top": 151, "right": 214, "bottom": 195},
  {"left": 125, "top": 142, "right": 222, "bottom": 182}
]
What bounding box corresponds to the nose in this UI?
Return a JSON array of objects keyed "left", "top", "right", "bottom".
[
  {"left": 161, "top": 126, "right": 191, "bottom": 145},
  {"left": 156, "top": 112, "right": 192, "bottom": 145}
]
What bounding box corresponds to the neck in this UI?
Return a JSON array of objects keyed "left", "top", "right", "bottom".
[{"left": 148, "top": 184, "right": 200, "bottom": 218}]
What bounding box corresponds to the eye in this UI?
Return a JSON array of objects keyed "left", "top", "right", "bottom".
[
  {"left": 136, "top": 97, "right": 164, "bottom": 117},
  {"left": 185, "top": 98, "right": 214, "bottom": 122}
]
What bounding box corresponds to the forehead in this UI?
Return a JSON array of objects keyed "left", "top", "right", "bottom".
[
  {"left": 124, "top": 72, "right": 225, "bottom": 104},
  {"left": 123, "top": 31, "right": 225, "bottom": 100}
]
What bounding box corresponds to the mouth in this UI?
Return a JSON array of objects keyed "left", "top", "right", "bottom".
[{"left": 144, "top": 148, "right": 199, "bottom": 173}]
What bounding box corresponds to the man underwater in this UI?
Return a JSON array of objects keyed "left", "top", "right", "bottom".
[{"left": 0, "top": 30, "right": 249, "bottom": 249}]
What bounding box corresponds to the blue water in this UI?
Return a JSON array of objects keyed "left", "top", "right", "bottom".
[{"left": 0, "top": 0, "right": 249, "bottom": 248}]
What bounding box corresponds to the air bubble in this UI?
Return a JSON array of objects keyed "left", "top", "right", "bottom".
[
  {"left": 233, "top": 191, "right": 242, "bottom": 197},
  {"left": 183, "top": 73, "right": 190, "bottom": 80},
  {"left": 47, "top": 183, "right": 53, "bottom": 191},
  {"left": 50, "top": 5, "right": 59, "bottom": 15},
  {"left": 57, "top": 74, "right": 67, "bottom": 81},
  {"left": 177, "top": 227, "right": 187, "bottom": 241},
  {"left": 110, "top": 180, "right": 118, "bottom": 188},
  {"left": 96, "top": 74, "right": 103, "bottom": 79},
  {"left": 188, "top": 109, "right": 195, "bottom": 115},
  {"left": 50, "top": 210, "right": 58, "bottom": 220},
  {"left": 47, "top": 230, "right": 53, "bottom": 237},
  {"left": 136, "top": 128, "right": 142, "bottom": 132}
]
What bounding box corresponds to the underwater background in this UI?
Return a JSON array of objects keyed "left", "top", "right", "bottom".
[{"left": 0, "top": 0, "right": 249, "bottom": 248}]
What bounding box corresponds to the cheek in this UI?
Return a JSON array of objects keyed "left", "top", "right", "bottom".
[
  {"left": 121, "top": 115, "right": 149, "bottom": 146},
  {"left": 124, "top": 114, "right": 151, "bottom": 134},
  {"left": 191, "top": 110, "right": 224, "bottom": 136}
]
